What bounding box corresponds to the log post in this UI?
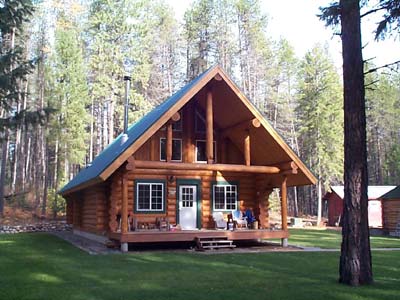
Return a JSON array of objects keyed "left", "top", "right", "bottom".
[
  {"left": 280, "top": 176, "right": 288, "bottom": 247},
  {"left": 166, "top": 122, "right": 172, "bottom": 162},
  {"left": 244, "top": 130, "right": 250, "bottom": 166},
  {"left": 206, "top": 90, "right": 214, "bottom": 164},
  {"left": 121, "top": 172, "right": 128, "bottom": 252}
]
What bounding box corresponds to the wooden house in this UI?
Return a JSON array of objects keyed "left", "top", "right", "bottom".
[
  {"left": 380, "top": 186, "right": 400, "bottom": 237},
  {"left": 60, "top": 66, "right": 317, "bottom": 251},
  {"left": 324, "top": 185, "right": 396, "bottom": 227}
]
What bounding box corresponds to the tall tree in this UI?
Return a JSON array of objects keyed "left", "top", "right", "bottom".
[
  {"left": 0, "top": 0, "right": 35, "bottom": 216},
  {"left": 296, "top": 44, "right": 343, "bottom": 223},
  {"left": 321, "top": 0, "right": 373, "bottom": 285}
]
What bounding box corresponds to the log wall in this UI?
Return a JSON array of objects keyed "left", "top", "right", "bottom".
[
  {"left": 382, "top": 199, "right": 400, "bottom": 234},
  {"left": 108, "top": 166, "right": 271, "bottom": 230}
]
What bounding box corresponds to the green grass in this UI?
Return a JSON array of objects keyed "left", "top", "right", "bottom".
[
  {"left": 0, "top": 233, "right": 400, "bottom": 300},
  {"left": 287, "top": 228, "right": 400, "bottom": 249}
]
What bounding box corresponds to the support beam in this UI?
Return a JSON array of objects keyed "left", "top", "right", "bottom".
[
  {"left": 133, "top": 160, "right": 281, "bottom": 174},
  {"left": 280, "top": 176, "right": 288, "bottom": 247},
  {"left": 244, "top": 130, "right": 250, "bottom": 166},
  {"left": 166, "top": 122, "right": 172, "bottom": 162},
  {"left": 221, "top": 118, "right": 261, "bottom": 137},
  {"left": 171, "top": 112, "right": 181, "bottom": 122},
  {"left": 121, "top": 173, "right": 128, "bottom": 235},
  {"left": 206, "top": 90, "right": 214, "bottom": 164}
]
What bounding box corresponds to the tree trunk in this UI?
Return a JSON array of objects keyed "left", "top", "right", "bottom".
[
  {"left": 0, "top": 131, "right": 9, "bottom": 217},
  {"left": 339, "top": 0, "right": 373, "bottom": 286}
]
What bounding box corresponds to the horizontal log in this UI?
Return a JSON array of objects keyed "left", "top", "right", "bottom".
[
  {"left": 133, "top": 160, "right": 281, "bottom": 174},
  {"left": 221, "top": 118, "right": 261, "bottom": 137}
]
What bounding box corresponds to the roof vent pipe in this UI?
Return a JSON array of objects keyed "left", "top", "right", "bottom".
[
  {"left": 121, "top": 74, "right": 131, "bottom": 145},
  {"left": 123, "top": 75, "right": 131, "bottom": 134}
]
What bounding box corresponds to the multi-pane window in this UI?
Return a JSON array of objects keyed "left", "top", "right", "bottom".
[
  {"left": 136, "top": 182, "right": 164, "bottom": 212},
  {"left": 181, "top": 187, "right": 194, "bottom": 208},
  {"left": 160, "top": 138, "right": 182, "bottom": 161},
  {"left": 213, "top": 184, "right": 237, "bottom": 211},
  {"left": 195, "top": 140, "right": 216, "bottom": 163}
]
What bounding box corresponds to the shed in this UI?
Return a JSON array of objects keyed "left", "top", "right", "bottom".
[
  {"left": 324, "top": 185, "right": 396, "bottom": 227},
  {"left": 380, "top": 185, "right": 400, "bottom": 237}
]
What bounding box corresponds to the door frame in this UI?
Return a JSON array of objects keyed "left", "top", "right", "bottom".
[{"left": 176, "top": 179, "right": 202, "bottom": 229}]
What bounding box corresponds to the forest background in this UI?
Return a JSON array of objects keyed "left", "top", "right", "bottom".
[{"left": 0, "top": 0, "right": 399, "bottom": 219}]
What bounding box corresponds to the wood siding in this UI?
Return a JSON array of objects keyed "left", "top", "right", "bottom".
[
  {"left": 382, "top": 199, "right": 400, "bottom": 233},
  {"left": 108, "top": 167, "right": 271, "bottom": 230}
]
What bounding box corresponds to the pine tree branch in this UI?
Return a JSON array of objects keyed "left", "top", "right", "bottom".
[
  {"left": 364, "top": 60, "right": 400, "bottom": 75},
  {"left": 360, "top": 7, "right": 386, "bottom": 19}
]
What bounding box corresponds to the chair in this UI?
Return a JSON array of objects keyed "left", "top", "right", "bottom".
[
  {"left": 232, "top": 210, "right": 247, "bottom": 229},
  {"left": 212, "top": 212, "right": 227, "bottom": 229}
]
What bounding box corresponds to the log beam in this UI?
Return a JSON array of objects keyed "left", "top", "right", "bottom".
[
  {"left": 171, "top": 112, "right": 181, "bottom": 122},
  {"left": 132, "top": 160, "right": 280, "bottom": 174},
  {"left": 206, "top": 90, "right": 214, "bottom": 163},
  {"left": 221, "top": 118, "right": 261, "bottom": 137},
  {"left": 244, "top": 130, "right": 250, "bottom": 166},
  {"left": 121, "top": 173, "right": 128, "bottom": 234},
  {"left": 280, "top": 176, "right": 288, "bottom": 231},
  {"left": 166, "top": 122, "right": 172, "bottom": 162}
]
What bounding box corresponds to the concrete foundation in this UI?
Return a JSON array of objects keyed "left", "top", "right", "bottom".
[
  {"left": 281, "top": 238, "right": 288, "bottom": 247},
  {"left": 121, "top": 242, "right": 128, "bottom": 252}
]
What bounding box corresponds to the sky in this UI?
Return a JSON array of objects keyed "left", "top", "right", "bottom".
[{"left": 167, "top": 0, "right": 400, "bottom": 70}]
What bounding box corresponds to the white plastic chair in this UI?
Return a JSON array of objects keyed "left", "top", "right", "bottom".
[
  {"left": 212, "top": 212, "right": 227, "bottom": 229},
  {"left": 232, "top": 210, "right": 247, "bottom": 228}
]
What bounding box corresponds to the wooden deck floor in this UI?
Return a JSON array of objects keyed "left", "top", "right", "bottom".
[{"left": 109, "top": 229, "right": 289, "bottom": 243}]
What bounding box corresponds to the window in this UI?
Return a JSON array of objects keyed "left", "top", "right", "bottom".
[
  {"left": 195, "top": 140, "right": 217, "bottom": 163},
  {"left": 213, "top": 184, "right": 238, "bottom": 211},
  {"left": 160, "top": 138, "right": 182, "bottom": 161},
  {"left": 136, "top": 182, "right": 165, "bottom": 212}
]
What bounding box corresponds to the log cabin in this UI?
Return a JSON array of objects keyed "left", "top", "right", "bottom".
[
  {"left": 324, "top": 185, "right": 396, "bottom": 227},
  {"left": 380, "top": 186, "right": 400, "bottom": 237},
  {"left": 60, "top": 65, "right": 317, "bottom": 251}
]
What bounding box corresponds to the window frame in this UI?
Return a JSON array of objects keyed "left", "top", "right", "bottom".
[
  {"left": 212, "top": 182, "right": 238, "bottom": 212},
  {"left": 135, "top": 180, "right": 166, "bottom": 213},
  {"left": 160, "top": 137, "right": 183, "bottom": 162},
  {"left": 195, "top": 140, "right": 217, "bottom": 163}
]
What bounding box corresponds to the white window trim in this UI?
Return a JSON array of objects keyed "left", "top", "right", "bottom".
[
  {"left": 195, "top": 140, "right": 217, "bottom": 163},
  {"left": 212, "top": 184, "right": 238, "bottom": 211},
  {"left": 160, "top": 138, "right": 183, "bottom": 162},
  {"left": 136, "top": 182, "right": 164, "bottom": 212}
]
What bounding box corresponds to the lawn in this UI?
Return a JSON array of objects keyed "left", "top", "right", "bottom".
[
  {"left": 287, "top": 228, "right": 400, "bottom": 249},
  {"left": 0, "top": 233, "right": 399, "bottom": 300}
]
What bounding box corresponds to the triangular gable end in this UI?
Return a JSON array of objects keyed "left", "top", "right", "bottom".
[{"left": 60, "top": 65, "right": 316, "bottom": 196}]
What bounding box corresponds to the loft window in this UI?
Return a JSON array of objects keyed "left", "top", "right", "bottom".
[
  {"left": 160, "top": 138, "right": 182, "bottom": 162},
  {"left": 136, "top": 182, "right": 165, "bottom": 212},
  {"left": 213, "top": 184, "right": 238, "bottom": 211},
  {"left": 195, "top": 140, "right": 216, "bottom": 163}
]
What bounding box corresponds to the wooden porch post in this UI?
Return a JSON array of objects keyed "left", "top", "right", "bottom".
[
  {"left": 244, "top": 130, "right": 250, "bottom": 166},
  {"left": 166, "top": 122, "right": 173, "bottom": 162},
  {"left": 121, "top": 172, "right": 129, "bottom": 252},
  {"left": 280, "top": 176, "right": 288, "bottom": 247},
  {"left": 206, "top": 90, "right": 214, "bottom": 164}
]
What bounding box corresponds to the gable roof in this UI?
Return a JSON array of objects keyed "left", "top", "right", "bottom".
[
  {"left": 380, "top": 185, "right": 400, "bottom": 199},
  {"left": 327, "top": 186, "right": 397, "bottom": 200},
  {"left": 60, "top": 65, "right": 317, "bottom": 196}
]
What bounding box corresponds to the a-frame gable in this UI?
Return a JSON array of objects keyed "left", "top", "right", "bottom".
[{"left": 60, "top": 65, "right": 316, "bottom": 196}]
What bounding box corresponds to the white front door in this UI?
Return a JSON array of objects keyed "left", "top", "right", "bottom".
[{"left": 179, "top": 185, "right": 197, "bottom": 230}]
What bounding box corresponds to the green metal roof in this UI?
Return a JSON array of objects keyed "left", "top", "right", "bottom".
[
  {"left": 59, "top": 67, "right": 215, "bottom": 195},
  {"left": 380, "top": 185, "right": 400, "bottom": 199}
]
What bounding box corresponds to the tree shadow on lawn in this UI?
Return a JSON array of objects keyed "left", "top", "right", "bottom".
[{"left": 0, "top": 233, "right": 399, "bottom": 300}]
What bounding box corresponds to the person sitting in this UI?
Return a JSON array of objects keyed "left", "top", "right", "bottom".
[{"left": 245, "top": 208, "right": 256, "bottom": 227}]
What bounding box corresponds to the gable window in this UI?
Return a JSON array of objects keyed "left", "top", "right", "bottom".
[
  {"left": 213, "top": 184, "right": 237, "bottom": 211},
  {"left": 161, "top": 112, "right": 183, "bottom": 131},
  {"left": 195, "top": 140, "right": 216, "bottom": 163},
  {"left": 160, "top": 138, "right": 182, "bottom": 161},
  {"left": 136, "top": 182, "right": 165, "bottom": 212}
]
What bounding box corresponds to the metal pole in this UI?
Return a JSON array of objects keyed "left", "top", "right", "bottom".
[{"left": 123, "top": 75, "right": 131, "bottom": 134}]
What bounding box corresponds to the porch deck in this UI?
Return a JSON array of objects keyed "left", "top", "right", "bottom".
[{"left": 109, "top": 229, "right": 289, "bottom": 243}]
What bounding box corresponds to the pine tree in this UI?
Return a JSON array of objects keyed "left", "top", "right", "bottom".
[{"left": 296, "top": 44, "right": 343, "bottom": 221}]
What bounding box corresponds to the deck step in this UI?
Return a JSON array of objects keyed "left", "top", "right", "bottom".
[{"left": 195, "top": 236, "right": 236, "bottom": 251}]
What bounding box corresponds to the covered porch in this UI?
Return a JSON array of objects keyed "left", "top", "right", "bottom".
[{"left": 109, "top": 228, "right": 289, "bottom": 244}]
